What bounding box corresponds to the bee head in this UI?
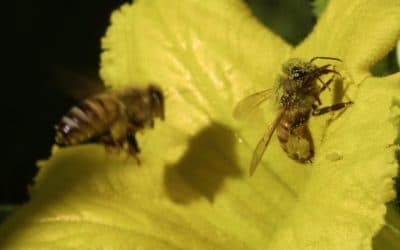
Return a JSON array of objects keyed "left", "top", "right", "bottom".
[
  {"left": 282, "top": 58, "right": 317, "bottom": 81},
  {"left": 280, "top": 58, "right": 320, "bottom": 95},
  {"left": 148, "top": 85, "right": 165, "bottom": 120}
]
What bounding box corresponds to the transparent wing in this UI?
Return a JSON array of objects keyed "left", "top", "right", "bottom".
[
  {"left": 47, "top": 64, "right": 107, "bottom": 100},
  {"left": 249, "top": 109, "right": 286, "bottom": 176},
  {"left": 233, "top": 89, "right": 274, "bottom": 120}
]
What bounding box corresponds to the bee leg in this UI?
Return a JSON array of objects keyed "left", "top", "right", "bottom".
[
  {"left": 127, "top": 133, "right": 140, "bottom": 153},
  {"left": 314, "top": 75, "right": 335, "bottom": 105},
  {"left": 99, "top": 133, "right": 124, "bottom": 154},
  {"left": 318, "top": 75, "right": 335, "bottom": 94},
  {"left": 315, "top": 94, "right": 322, "bottom": 105},
  {"left": 127, "top": 133, "right": 141, "bottom": 165},
  {"left": 312, "top": 101, "right": 353, "bottom": 116}
]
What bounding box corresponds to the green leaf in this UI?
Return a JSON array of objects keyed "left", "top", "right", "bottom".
[
  {"left": 245, "top": 0, "right": 315, "bottom": 45},
  {"left": 370, "top": 48, "right": 399, "bottom": 77},
  {"left": 397, "top": 40, "right": 400, "bottom": 68},
  {"left": 312, "top": 0, "right": 329, "bottom": 17},
  {"left": 1, "top": 0, "right": 399, "bottom": 249},
  {"left": 373, "top": 203, "right": 400, "bottom": 250}
]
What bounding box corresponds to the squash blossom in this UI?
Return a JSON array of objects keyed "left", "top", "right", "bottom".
[{"left": 1, "top": 0, "right": 399, "bottom": 249}]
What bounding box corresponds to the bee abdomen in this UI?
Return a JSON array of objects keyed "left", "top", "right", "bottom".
[
  {"left": 55, "top": 95, "right": 121, "bottom": 145},
  {"left": 276, "top": 120, "right": 290, "bottom": 144},
  {"left": 277, "top": 123, "right": 314, "bottom": 163}
]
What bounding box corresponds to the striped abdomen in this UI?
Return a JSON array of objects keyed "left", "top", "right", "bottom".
[
  {"left": 276, "top": 114, "right": 314, "bottom": 163},
  {"left": 55, "top": 94, "right": 122, "bottom": 145}
]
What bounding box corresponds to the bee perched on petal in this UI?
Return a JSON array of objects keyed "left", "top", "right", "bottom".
[
  {"left": 234, "top": 57, "right": 353, "bottom": 175},
  {"left": 54, "top": 83, "right": 165, "bottom": 162}
]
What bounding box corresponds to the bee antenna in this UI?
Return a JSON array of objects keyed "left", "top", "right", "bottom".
[{"left": 310, "top": 57, "right": 342, "bottom": 63}]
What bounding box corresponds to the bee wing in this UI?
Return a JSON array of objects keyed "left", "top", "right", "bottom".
[
  {"left": 47, "top": 65, "right": 107, "bottom": 100},
  {"left": 249, "top": 109, "right": 286, "bottom": 176},
  {"left": 233, "top": 89, "right": 274, "bottom": 120}
]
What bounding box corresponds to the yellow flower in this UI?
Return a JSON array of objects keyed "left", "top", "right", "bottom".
[{"left": 1, "top": 0, "right": 399, "bottom": 249}]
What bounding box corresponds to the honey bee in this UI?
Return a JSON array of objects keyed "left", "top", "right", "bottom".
[
  {"left": 55, "top": 85, "right": 165, "bottom": 161},
  {"left": 234, "top": 57, "right": 353, "bottom": 175}
]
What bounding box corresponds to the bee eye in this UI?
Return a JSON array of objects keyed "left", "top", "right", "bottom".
[{"left": 292, "top": 67, "right": 304, "bottom": 79}]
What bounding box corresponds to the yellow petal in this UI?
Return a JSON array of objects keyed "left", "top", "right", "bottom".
[
  {"left": 267, "top": 73, "right": 400, "bottom": 249},
  {"left": 296, "top": 0, "right": 400, "bottom": 82},
  {"left": 0, "top": 0, "right": 398, "bottom": 249}
]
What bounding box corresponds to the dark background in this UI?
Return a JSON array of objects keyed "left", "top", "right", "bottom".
[
  {"left": 2, "top": 1, "right": 126, "bottom": 203},
  {"left": 1, "top": 0, "right": 397, "bottom": 205}
]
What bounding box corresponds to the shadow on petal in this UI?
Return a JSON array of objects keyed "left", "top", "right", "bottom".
[
  {"left": 31, "top": 145, "right": 132, "bottom": 200},
  {"left": 164, "top": 123, "right": 243, "bottom": 204}
]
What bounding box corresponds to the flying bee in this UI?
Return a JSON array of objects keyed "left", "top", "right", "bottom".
[
  {"left": 54, "top": 84, "right": 165, "bottom": 161},
  {"left": 233, "top": 57, "right": 353, "bottom": 175}
]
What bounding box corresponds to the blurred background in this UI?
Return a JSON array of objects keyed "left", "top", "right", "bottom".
[
  {"left": 2, "top": 0, "right": 399, "bottom": 240},
  {"left": 3, "top": 0, "right": 125, "bottom": 204}
]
